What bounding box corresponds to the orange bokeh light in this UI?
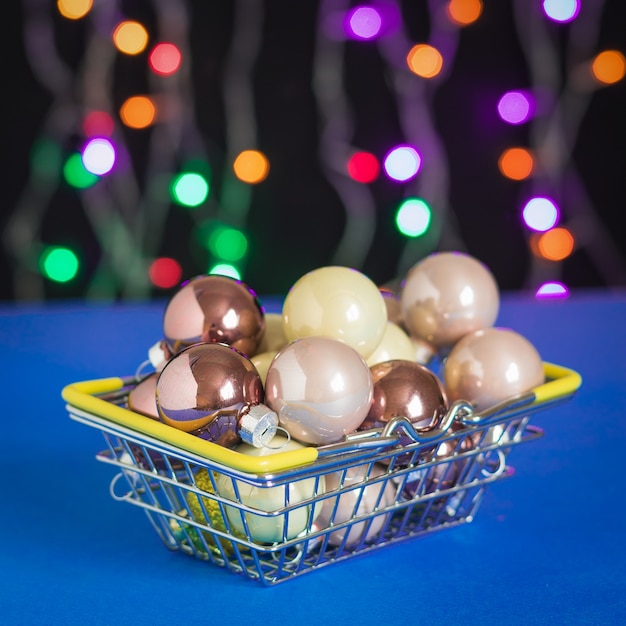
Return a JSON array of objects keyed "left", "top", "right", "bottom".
[
  {"left": 233, "top": 150, "right": 270, "bottom": 184},
  {"left": 536, "top": 228, "right": 575, "bottom": 261},
  {"left": 57, "top": 0, "right": 93, "bottom": 20},
  {"left": 447, "top": 0, "right": 483, "bottom": 26},
  {"left": 113, "top": 21, "right": 149, "bottom": 55},
  {"left": 120, "top": 96, "right": 156, "bottom": 129},
  {"left": 407, "top": 44, "right": 443, "bottom": 79},
  {"left": 498, "top": 147, "right": 534, "bottom": 180},
  {"left": 591, "top": 50, "right": 626, "bottom": 85}
]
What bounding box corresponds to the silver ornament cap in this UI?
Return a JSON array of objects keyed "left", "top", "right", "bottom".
[{"left": 239, "top": 404, "right": 279, "bottom": 448}]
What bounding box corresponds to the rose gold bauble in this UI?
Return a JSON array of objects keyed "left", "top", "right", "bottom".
[
  {"left": 162, "top": 274, "right": 265, "bottom": 357},
  {"left": 127, "top": 373, "right": 159, "bottom": 419},
  {"left": 360, "top": 360, "right": 448, "bottom": 433},
  {"left": 443, "top": 327, "right": 544, "bottom": 412},
  {"left": 400, "top": 251, "right": 500, "bottom": 352},
  {"left": 315, "top": 463, "right": 395, "bottom": 547},
  {"left": 156, "top": 342, "right": 266, "bottom": 448}
]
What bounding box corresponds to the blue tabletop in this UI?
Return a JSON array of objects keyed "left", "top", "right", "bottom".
[{"left": 1, "top": 290, "right": 625, "bottom": 625}]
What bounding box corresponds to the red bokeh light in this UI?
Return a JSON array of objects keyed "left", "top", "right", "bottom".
[
  {"left": 347, "top": 151, "right": 380, "bottom": 183},
  {"left": 149, "top": 257, "right": 182, "bottom": 289}
]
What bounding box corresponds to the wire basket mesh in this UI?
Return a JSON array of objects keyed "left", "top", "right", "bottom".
[{"left": 63, "top": 362, "right": 580, "bottom": 585}]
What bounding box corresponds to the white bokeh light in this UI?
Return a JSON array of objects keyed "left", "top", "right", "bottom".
[
  {"left": 82, "top": 138, "right": 116, "bottom": 175},
  {"left": 383, "top": 146, "right": 422, "bottom": 182},
  {"left": 522, "top": 196, "right": 559, "bottom": 232}
]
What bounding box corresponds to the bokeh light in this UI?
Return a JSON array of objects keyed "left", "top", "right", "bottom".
[
  {"left": 63, "top": 153, "right": 100, "bottom": 188},
  {"left": 591, "top": 50, "right": 626, "bottom": 85},
  {"left": 120, "top": 96, "right": 157, "bottom": 129},
  {"left": 497, "top": 91, "right": 533, "bottom": 125},
  {"left": 542, "top": 0, "right": 580, "bottom": 23},
  {"left": 383, "top": 145, "right": 422, "bottom": 182},
  {"left": 31, "top": 140, "right": 62, "bottom": 182},
  {"left": 537, "top": 227, "right": 575, "bottom": 261},
  {"left": 40, "top": 246, "right": 79, "bottom": 282},
  {"left": 406, "top": 44, "right": 443, "bottom": 79},
  {"left": 347, "top": 151, "right": 380, "bottom": 183},
  {"left": 83, "top": 111, "right": 115, "bottom": 137},
  {"left": 82, "top": 138, "right": 116, "bottom": 175},
  {"left": 233, "top": 150, "right": 270, "bottom": 183},
  {"left": 446, "top": 0, "right": 483, "bottom": 26},
  {"left": 170, "top": 172, "right": 209, "bottom": 207},
  {"left": 208, "top": 226, "right": 249, "bottom": 262},
  {"left": 209, "top": 263, "right": 241, "bottom": 280},
  {"left": 148, "top": 257, "right": 182, "bottom": 289},
  {"left": 57, "top": 0, "right": 92, "bottom": 20},
  {"left": 536, "top": 281, "right": 569, "bottom": 299},
  {"left": 113, "top": 21, "right": 149, "bottom": 56},
  {"left": 345, "top": 6, "right": 382, "bottom": 40},
  {"left": 498, "top": 147, "right": 534, "bottom": 180},
  {"left": 522, "top": 196, "right": 559, "bottom": 232},
  {"left": 149, "top": 43, "right": 182, "bottom": 76},
  {"left": 396, "top": 198, "right": 432, "bottom": 237}
]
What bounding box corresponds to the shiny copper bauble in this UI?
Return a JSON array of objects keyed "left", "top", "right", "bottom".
[
  {"left": 162, "top": 274, "right": 265, "bottom": 357},
  {"left": 156, "top": 342, "right": 264, "bottom": 448}
]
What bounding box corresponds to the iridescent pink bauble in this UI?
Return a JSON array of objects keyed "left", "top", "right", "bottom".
[
  {"left": 400, "top": 251, "right": 500, "bottom": 353},
  {"left": 443, "top": 327, "right": 544, "bottom": 412},
  {"left": 265, "top": 336, "right": 374, "bottom": 445}
]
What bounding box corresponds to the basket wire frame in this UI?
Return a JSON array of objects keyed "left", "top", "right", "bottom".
[{"left": 68, "top": 389, "right": 544, "bottom": 585}]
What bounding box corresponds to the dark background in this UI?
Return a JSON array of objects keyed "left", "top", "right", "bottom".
[{"left": 2, "top": 0, "right": 625, "bottom": 302}]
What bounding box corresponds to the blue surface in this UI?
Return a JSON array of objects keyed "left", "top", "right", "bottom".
[{"left": 1, "top": 290, "right": 625, "bottom": 625}]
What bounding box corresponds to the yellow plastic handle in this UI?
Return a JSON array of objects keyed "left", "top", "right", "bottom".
[
  {"left": 62, "top": 379, "right": 318, "bottom": 474},
  {"left": 533, "top": 362, "right": 582, "bottom": 404}
]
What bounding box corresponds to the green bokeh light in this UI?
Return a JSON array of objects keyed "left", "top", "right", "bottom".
[
  {"left": 63, "top": 153, "right": 100, "bottom": 189},
  {"left": 209, "top": 227, "right": 248, "bottom": 261},
  {"left": 396, "top": 197, "right": 432, "bottom": 237},
  {"left": 31, "top": 139, "right": 62, "bottom": 182},
  {"left": 40, "top": 246, "right": 80, "bottom": 283},
  {"left": 209, "top": 263, "right": 241, "bottom": 280},
  {"left": 171, "top": 172, "right": 209, "bottom": 207}
]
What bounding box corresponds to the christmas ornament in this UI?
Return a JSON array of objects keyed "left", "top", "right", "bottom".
[
  {"left": 315, "top": 463, "right": 395, "bottom": 547},
  {"left": 282, "top": 265, "right": 388, "bottom": 359},
  {"left": 127, "top": 373, "right": 159, "bottom": 419},
  {"left": 400, "top": 251, "right": 500, "bottom": 359},
  {"left": 215, "top": 434, "right": 325, "bottom": 544},
  {"left": 443, "top": 327, "right": 544, "bottom": 412},
  {"left": 181, "top": 468, "right": 243, "bottom": 555},
  {"left": 265, "top": 336, "right": 374, "bottom": 445},
  {"left": 156, "top": 342, "right": 278, "bottom": 448},
  {"left": 403, "top": 423, "right": 475, "bottom": 497},
  {"left": 366, "top": 321, "right": 416, "bottom": 367},
  {"left": 250, "top": 350, "right": 277, "bottom": 386},
  {"left": 359, "top": 360, "right": 448, "bottom": 440},
  {"left": 255, "top": 312, "right": 287, "bottom": 355},
  {"left": 162, "top": 274, "right": 265, "bottom": 358}
]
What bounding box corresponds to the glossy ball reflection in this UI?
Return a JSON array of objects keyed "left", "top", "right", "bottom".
[
  {"left": 265, "top": 336, "right": 374, "bottom": 445},
  {"left": 215, "top": 434, "right": 325, "bottom": 544},
  {"left": 127, "top": 373, "right": 159, "bottom": 419},
  {"left": 156, "top": 342, "right": 265, "bottom": 448},
  {"left": 282, "top": 266, "right": 388, "bottom": 359},
  {"left": 401, "top": 251, "right": 500, "bottom": 352},
  {"left": 162, "top": 274, "right": 265, "bottom": 357},
  {"left": 443, "top": 327, "right": 544, "bottom": 412},
  {"left": 315, "top": 463, "right": 395, "bottom": 547},
  {"left": 360, "top": 360, "right": 448, "bottom": 434}
]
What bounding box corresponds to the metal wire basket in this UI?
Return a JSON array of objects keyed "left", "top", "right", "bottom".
[{"left": 62, "top": 362, "right": 580, "bottom": 586}]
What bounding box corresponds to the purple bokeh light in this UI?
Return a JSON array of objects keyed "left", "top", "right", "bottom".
[{"left": 497, "top": 91, "right": 534, "bottom": 125}]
